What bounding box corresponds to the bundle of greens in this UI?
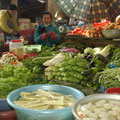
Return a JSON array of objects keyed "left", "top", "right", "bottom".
[
  {"left": 106, "top": 48, "right": 120, "bottom": 68},
  {"left": 44, "top": 54, "right": 98, "bottom": 89},
  {"left": 0, "top": 63, "right": 48, "bottom": 98},
  {"left": 0, "top": 65, "right": 32, "bottom": 98},
  {"left": 99, "top": 68, "right": 120, "bottom": 89}
]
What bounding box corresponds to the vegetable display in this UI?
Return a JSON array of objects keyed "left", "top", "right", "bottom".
[
  {"left": 44, "top": 54, "right": 99, "bottom": 90},
  {"left": 0, "top": 43, "right": 120, "bottom": 98}
]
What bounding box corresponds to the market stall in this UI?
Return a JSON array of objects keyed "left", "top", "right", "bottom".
[
  {"left": 56, "top": 0, "right": 120, "bottom": 47},
  {"left": 0, "top": 0, "right": 120, "bottom": 120},
  {"left": 1, "top": 41, "right": 120, "bottom": 119}
]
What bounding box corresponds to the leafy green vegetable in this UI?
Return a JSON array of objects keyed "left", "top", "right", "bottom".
[
  {"left": 100, "top": 44, "right": 115, "bottom": 58},
  {"left": 0, "top": 63, "right": 48, "bottom": 98},
  {"left": 92, "top": 58, "right": 104, "bottom": 71},
  {"left": 0, "top": 77, "right": 27, "bottom": 98},
  {"left": 99, "top": 68, "right": 120, "bottom": 89},
  {"left": 84, "top": 47, "right": 95, "bottom": 56}
]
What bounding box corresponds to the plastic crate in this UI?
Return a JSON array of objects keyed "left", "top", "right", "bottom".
[
  {"left": 23, "top": 53, "right": 39, "bottom": 59},
  {"left": 106, "top": 88, "right": 120, "bottom": 94},
  {"left": 94, "top": 20, "right": 110, "bottom": 29}
]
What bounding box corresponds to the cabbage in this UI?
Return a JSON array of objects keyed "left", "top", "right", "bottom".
[
  {"left": 100, "top": 44, "right": 115, "bottom": 57},
  {"left": 84, "top": 47, "right": 95, "bottom": 56},
  {"left": 93, "top": 47, "right": 102, "bottom": 54}
]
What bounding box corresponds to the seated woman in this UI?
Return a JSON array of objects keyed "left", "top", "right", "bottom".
[{"left": 34, "top": 11, "right": 60, "bottom": 47}]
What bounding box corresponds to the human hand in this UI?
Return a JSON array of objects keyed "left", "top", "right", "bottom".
[
  {"left": 41, "top": 33, "right": 49, "bottom": 40},
  {"left": 11, "top": 31, "right": 18, "bottom": 36},
  {"left": 49, "top": 31, "right": 57, "bottom": 40}
]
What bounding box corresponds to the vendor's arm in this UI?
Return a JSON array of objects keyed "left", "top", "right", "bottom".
[
  {"left": 49, "top": 25, "right": 61, "bottom": 44},
  {"left": 0, "top": 13, "right": 13, "bottom": 34},
  {"left": 34, "top": 25, "right": 45, "bottom": 44},
  {"left": 12, "top": 16, "right": 20, "bottom": 33}
]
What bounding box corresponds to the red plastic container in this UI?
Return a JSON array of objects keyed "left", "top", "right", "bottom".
[
  {"left": 106, "top": 88, "right": 120, "bottom": 94},
  {"left": 23, "top": 53, "right": 39, "bottom": 59},
  {"left": 0, "top": 110, "right": 17, "bottom": 120},
  {"left": 94, "top": 20, "right": 110, "bottom": 29}
]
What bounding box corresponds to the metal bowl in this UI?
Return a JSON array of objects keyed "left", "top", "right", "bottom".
[
  {"left": 72, "top": 94, "right": 120, "bottom": 120},
  {"left": 102, "top": 29, "right": 120, "bottom": 39}
]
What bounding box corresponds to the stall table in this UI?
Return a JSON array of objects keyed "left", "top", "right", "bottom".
[{"left": 61, "top": 35, "right": 120, "bottom": 47}]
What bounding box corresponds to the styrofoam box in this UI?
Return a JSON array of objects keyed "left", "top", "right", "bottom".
[{"left": 18, "top": 18, "right": 31, "bottom": 23}]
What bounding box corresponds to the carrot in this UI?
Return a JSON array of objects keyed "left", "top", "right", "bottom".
[
  {"left": 11, "top": 61, "right": 18, "bottom": 65},
  {"left": 0, "top": 65, "right": 3, "bottom": 68}
]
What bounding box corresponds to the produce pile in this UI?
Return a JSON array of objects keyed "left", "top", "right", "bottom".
[
  {"left": 43, "top": 53, "right": 100, "bottom": 90},
  {"left": 0, "top": 52, "right": 23, "bottom": 67},
  {"left": 0, "top": 42, "right": 120, "bottom": 97},
  {"left": 66, "top": 15, "right": 120, "bottom": 39},
  {"left": 67, "top": 27, "right": 103, "bottom": 38},
  {"left": 43, "top": 44, "right": 116, "bottom": 91},
  {"left": 103, "top": 15, "right": 120, "bottom": 30},
  {"left": 0, "top": 46, "right": 58, "bottom": 98}
]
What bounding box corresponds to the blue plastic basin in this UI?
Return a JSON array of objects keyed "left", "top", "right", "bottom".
[
  {"left": 7, "top": 84, "right": 85, "bottom": 120},
  {"left": 0, "top": 99, "right": 13, "bottom": 111}
]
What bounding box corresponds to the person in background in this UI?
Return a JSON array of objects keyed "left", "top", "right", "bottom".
[
  {"left": 0, "top": 4, "right": 20, "bottom": 40},
  {"left": 34, "top": 11, "right": 60, "bottom": 47}
]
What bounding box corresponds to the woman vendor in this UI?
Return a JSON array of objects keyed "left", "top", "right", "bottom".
[
  {"left": 0, "top": 4, "right": 20, "bottom": 40},
  {"left": 34, "top": 11, "right": 60, "bottom": 47}
]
